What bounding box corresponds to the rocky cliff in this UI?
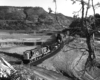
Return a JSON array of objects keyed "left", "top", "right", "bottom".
[{"left": 0, "top": 6, "right": 73, "bottom": 31}]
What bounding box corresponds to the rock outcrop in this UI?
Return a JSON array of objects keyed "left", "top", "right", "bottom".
[
  {"left": 0, "top": 6, "right": 73, "bottom": 31},
  {"left": 0, "top": 57, "right": 72, "bottom": 80},
  {"left": 0, "top": 57, "right": 16, "bottom": 78},
  {"left": 38, "top": 38, "right": 100, "bottom": 80}
]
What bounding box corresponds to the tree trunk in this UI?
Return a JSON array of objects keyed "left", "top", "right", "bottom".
[
  {"left": 85, "top": 34, "right": 96, "bottom": 70},
  {"left": 86, "top": 35, "right": 95, "bottom": 58}
]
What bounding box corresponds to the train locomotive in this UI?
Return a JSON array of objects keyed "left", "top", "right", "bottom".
[
  {"left": 23, "top": 45, "right": 51, "bottom": 64},
  {"left": 22, "top": 32, "right": 64, "bottom": 64}
]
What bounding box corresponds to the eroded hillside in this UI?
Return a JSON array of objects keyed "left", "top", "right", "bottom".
[{"left": 0, "top": 6, "right": 73, "bottom": 31}]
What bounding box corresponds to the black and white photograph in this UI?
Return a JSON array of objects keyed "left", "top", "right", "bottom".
[{"left": 0, "top": 0, "right": 100, "bottom": 80}]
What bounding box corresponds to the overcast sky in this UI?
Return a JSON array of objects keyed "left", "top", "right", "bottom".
[{"left": 0, "top": 0, "right": 100, "bottom": 17}]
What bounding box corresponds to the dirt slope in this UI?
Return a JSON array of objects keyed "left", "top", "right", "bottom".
[
  {"left": 38, "top": 37, "right": 100, "bottom": 80},
  {"left": 0, "top": 6, "right": 73, "bottom": 31}
]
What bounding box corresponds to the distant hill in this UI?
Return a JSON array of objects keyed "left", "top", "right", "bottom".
[{"left": 0, "top": 6, "right": 73, "bottom": 31}]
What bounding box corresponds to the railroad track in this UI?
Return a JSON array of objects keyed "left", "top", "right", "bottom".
[
  {"left": 22, "top": 32, "right": 65, "bottom": 65},
  {"left": 22, "top": 29, "right": 75, "bottom": 66},
  {"left": 27, "top": 37, "right": 75, "bottom": 66},
  {"left": 29, "top": 42, "right": 64, "bottom": 66}
]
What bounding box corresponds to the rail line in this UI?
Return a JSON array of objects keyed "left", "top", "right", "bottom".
[
  {"left": 29, "top": 42, "right": 64, "bottom": 66},
  {"left": 22, "top": 29, "right": 74, "bottom": 66}
]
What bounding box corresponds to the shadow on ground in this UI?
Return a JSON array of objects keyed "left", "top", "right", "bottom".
[{"left": 0, "top": 51, "right": 23, "bottom": 65}]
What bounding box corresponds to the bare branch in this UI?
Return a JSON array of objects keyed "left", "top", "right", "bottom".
[
  {"left": 71, "top": 0, "right": 89, "bottom": 5},
  {"left": 85, "top": 0, "right": 90, "bottom": 18},
  {"left": 94, "top": 2, "right": 100, "bottom": 9}
]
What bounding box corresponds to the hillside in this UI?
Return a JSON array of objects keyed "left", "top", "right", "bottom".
[{"left": 0, "top": 6, "right": 73, "bottom": 31}]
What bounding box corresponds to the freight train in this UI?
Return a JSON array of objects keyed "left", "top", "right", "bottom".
[{"left": 22, "top": 32, "right": 64, "bottom": 64}]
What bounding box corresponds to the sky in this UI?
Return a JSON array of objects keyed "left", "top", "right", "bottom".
[{"left": 0, "top": 0, "right": 100, "bottom": 17}]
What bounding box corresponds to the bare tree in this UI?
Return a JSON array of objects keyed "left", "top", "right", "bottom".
[
  {"left": 70, "top": 0, "right": 100, "bottom": 70},
  {"left": 53, "top": 0, "right": 100, "bottom": 71}
]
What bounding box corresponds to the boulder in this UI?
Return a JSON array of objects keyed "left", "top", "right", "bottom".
[{"left": 0, "top": 57, "right": 16, "bottom": 78}]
